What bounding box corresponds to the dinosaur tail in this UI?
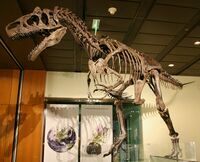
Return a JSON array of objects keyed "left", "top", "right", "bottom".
[{"left": 159, "top": 71, "right": 184, "bottom": 89}]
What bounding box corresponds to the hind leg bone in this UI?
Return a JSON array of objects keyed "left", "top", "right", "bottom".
[
  {"left": 104, "top": 99, "right": 127, "bottom": 157},
  {"left": 134, "top": 79, "right": 146, "bottom": 105},
  {"left": 149, "top": 70, "right": 182, "bottom": 158}
]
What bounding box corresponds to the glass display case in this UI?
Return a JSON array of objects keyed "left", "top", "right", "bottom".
[
  {"left": 43, "top": 99, "right": 143, "bottom": 162},
  {"left": 113, "top": 103, "right": 143, "bottom": 162},
  {"left": 44, "top": 99, "right": 199, "bottom": 162},
  {"left": 149, "top": 141, "right": 198, "bottom": 162},
  {"left": 150, "top": 155, "right": 199, "bottom": 162}
]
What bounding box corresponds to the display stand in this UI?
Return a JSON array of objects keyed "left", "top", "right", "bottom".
[{"left": 150, "top": 155, "right": 199, "bottom": 162}]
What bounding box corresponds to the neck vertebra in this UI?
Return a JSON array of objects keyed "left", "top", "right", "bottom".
[{"left": 56, "top": 8, "right": 102, "bottom": 59}]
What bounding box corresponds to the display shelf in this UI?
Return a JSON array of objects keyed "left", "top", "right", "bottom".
[{"left": 150, "top": 155, "right": 199, "bottom": 162}]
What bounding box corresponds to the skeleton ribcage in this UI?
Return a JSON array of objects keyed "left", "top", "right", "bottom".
[{"left": 101, "top": 37, "right": 144, "bottom": 84}]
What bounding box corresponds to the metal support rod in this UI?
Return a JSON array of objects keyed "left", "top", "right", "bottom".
[
  {"left": 0, "top": 37, "right": 23, "bottom": 70},
  {"left": 0, "top": 36, "right": 24, "bottom": 162}
]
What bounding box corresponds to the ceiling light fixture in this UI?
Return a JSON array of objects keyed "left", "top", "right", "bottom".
[
  {"left": 168, "top": 64, "right": 174, "bottom": 67},
  {"left": 108, "top": 7, "right": 117, "bottom": 15},
  {"left": 194, "top": 40, "right": 200, "bottom": 46}
]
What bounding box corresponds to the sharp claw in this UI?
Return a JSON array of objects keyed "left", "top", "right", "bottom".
[
  {"left": 103, "top": 152, "right": 110, "bottom": 157},
  {"left": 96, "top": 84, "right": 107, "bottom": 88},
  {"left": 104, "top": 134, "right": 126, "bottom": 157},
  {"left": 93, "top": 89, "right": 99, "bottom": 93},
  {"left": 87, "top": 92, "right": 92, "bottom": 98},
  {"left": 93, "top": 88, "right": 109, "bottom": 97}
]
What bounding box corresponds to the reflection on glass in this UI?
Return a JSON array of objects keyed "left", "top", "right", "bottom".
[{"left": 113, "top": 103, "right": 143, "bottom": 162}]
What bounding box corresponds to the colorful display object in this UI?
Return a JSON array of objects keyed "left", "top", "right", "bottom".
[
  {"left": 80, "top": 105, "right": 113, "bottom": 162},
  {"left": 44, "top": 104, "right": 79, "bottom": 162},
  {"left": 47, "top": 125, "right": 76, "bottom": 153},
  {"left": 6, "top": 6, "right": 189, "bottom": 158}
]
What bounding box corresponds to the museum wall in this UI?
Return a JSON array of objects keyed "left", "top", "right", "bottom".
[
  {"left": 45, "top": 71, "right": 200, "bottom": 160},
  {"left": 0, "top": 69, "right": 20, "bottom": 162}
]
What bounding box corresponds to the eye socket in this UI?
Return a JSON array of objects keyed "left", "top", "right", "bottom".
[
  {"left": 27, "top": 15, "right": 39, "bottom": 25},
  {"left": 41, "top": 13, "right": 48, "bottom": 25},
  {"left": 7, "top": 21, "right": 20, "bottom": 29}
]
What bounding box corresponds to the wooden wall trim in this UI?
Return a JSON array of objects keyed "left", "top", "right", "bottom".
[{"left": 16, "top": 70, "right": 46, "bottom": 162}]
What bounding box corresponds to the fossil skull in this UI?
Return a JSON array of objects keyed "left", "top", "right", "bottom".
[{"left": 6, "top": 6, "right": 67, "bottom": 61}]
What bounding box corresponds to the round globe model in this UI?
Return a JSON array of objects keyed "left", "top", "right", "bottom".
[{"left": 47, "top": 126, "right": 76, "bottom": 152}]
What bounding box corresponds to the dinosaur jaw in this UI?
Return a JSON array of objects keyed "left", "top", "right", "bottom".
[
  {"left": 28, "top": 33, "right": 53, "bottom": 61},
  {"left": 28, "top": 27, "right": 67, "bottom": 61},
  {"left": 6, "top": 28, "right": 53, "bottom": 61},
  {"left": 28, "top": 39, "right": 46, "bottom": 61},
  {"left": 6, "top": 24, "right": 67, "bottom": 61},
  {"left": 6, "top": 25, "right": 41, "bottom": 40}
]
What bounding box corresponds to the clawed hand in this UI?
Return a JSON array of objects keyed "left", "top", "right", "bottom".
[{"left": 93, "top": 85, "right": 123, "bottom": 99}]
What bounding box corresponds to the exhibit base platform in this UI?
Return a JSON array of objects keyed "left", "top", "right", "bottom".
[{"left": 150, "top": 155, "right": 199, "bottom": 162}]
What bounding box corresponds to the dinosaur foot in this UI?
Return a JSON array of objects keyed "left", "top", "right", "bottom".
[
  {"left": 134, "top": 98, "right": 145, "bottom": 105},
  {"left": 103, "top": 134, "right": 126, "bottom": 157},
  {"left": 165, "top": 137, "right": 182, "bottom": 159}
]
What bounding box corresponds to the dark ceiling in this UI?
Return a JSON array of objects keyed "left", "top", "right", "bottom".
[{"left": 0, "top": 0, "right": 200, "bottom": 76}]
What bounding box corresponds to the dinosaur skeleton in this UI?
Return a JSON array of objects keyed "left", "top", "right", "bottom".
[{"left": 6, "top": 6, "right": 184, "bottom": 158}]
